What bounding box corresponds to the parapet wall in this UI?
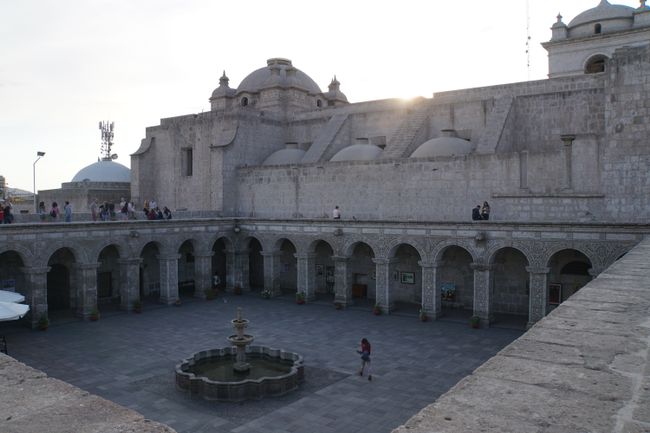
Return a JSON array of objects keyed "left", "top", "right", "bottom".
[{"left": 393, "top": 237, "right": 650, "bottom": 433}]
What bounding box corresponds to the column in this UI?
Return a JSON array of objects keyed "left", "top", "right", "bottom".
[
  {"left": 373, "top": 257, "right": 397, "bottom": 313},
  {"left": 261, "top": 251, "right": 282, "bottom": 296},
  {"left": 560, "top": 134, "right": 575, "bottom": 191},
  {"left": 333, "top": 256, "right": 353, "bottom": 306},
  {"left": 526, "top": 266, "right": 550, "bottom": 328},
  {"left": 470, "top": 262, "right": 492, "bottom": 325},
  {"left": 193, "top": 252, "right": 214, "bottom": 299},
  {"left": 419, "top": 261, "right": 441, "bottom": 319},
  {"left": 295, "top": 253, "right": 316, "bottom": 301},
  {"left": 158, "top": 254, "right": 180, "bottom": 304},
  {"left": 21, "top": 266, "right": 50, "bottom": 329},
  {"left": 118, "top": 258, "right": 141, "bottom": 311},
  {"left": 232, "top": 249, "right": 250, "bottom": 291},
  {"left": 74, "top": 263, "right": 100, "bottom": 319}
]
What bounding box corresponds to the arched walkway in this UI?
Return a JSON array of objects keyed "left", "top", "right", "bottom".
[
  {"left": 97, "top": 245, "right": 120, "bottom": 305},
  {"left": 0, "top": 251, "right": 26, "bottom": 299},
  {"left": 388, "top": 244, "right": 422, "bottom": 313},
  {"left": 211, "top": 238, "right": 229, "bottom": 291},
  {"left": 140, "top": 242, "right": 161, "bottom": 301},
  {"left": 547, "top": 249, "right": 592, "bottom": 311},
  {"left": 247, "top": 238, "right": 264, "bottom": 291},
  {"left": 47, "top": 248, "right": 76, "bottom": 314},
  {"left": 437, "top": 246, "right": 474, "bottom": 319},
  {"left": 348, "top": 242, "right": 375, "bottom": 307},
  {"left": 490, "top": 247, "right": 530, "bottom": 327},
  {"left": 177, "top": 240, "right": 195, "bottom": 297},
  {"left": 277, "top": 239, "right": 297, "bottom": 295},
  {"left": 312, "top": 240, "right": 335, "bottom": 301}
]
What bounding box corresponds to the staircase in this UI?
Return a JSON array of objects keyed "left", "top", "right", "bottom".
[
  {"left": 475, "top": 96, "right": 513, "bottom": 154},
  {"left": 301, "top": 113, "right": 348, "bottom": 163},
  {"left": 381, "top": 107, "right": 429, "bottom": 159}
]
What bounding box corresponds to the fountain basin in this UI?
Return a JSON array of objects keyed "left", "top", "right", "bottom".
[{"left": 175, "top": 345, "right": 304, "bottom": 402}]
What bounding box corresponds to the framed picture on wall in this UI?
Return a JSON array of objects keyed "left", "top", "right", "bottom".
[
  {"left": 400, "top": 272, "right": 415, "bottom": 284},
  {"left": 315, "top": 264, "right": 324, "bottom": 276},
  {"left": 548, "top": 283, "right": 562, "bottom": 305}
]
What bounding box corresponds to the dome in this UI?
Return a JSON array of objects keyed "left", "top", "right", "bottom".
[
  {"left": 262, "top": 148, "right": 306, "bottom": 166},
  {"left": 410, "top": 137, "right": 474, "bottom": 158},
  {"left": 330, "top": 144, "right": 383, "bottom": 162},
  {"left": 71, "top": 159, "right": 131, "bottom": 183},
  {"left": 237, "top": 58, "right": 322, "bottom": 95},
  {"left": 568, "top": 1, "right": 635, "bottom": 27}
]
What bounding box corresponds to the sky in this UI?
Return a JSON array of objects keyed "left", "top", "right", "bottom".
[{"left": 0, "top": 0, "right": 628, "bottom": 192}]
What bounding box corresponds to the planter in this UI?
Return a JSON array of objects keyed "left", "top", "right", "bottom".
[
  {"left": 470, "top": 316, "right": 480, "bottom": 329},
  {"left": 133, "top": 301, "right": 143, "bottom": 313},
  {"left": 419, "top": 314, "right": 428, "bottom": 322},
  {"left": 334, "top": 302, "right": 343, "bottom": 310},
  {"left": 373, "top": 307, "right": 382, "bottom": 316},
  {"left": 296, "top": 299, "right": 305, "bottom": 305},
  {"left": 233, "top": 287, "right": 242, "bottom": 296},
  {"left": 38, "top": 316, "right": 49, "bottom": 331},
  {"left": 90, "top": 310, "right": 100, "bottom": 321},
  {"left": 174, "top": 300, "right": 182, "bottom": 307}
]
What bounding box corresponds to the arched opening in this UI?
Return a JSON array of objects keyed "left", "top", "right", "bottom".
[
  {"left": 241, "top": 97, "right": 249, "bottom": 107},
  {"left": 491, "top": 247, "right": 529, "bottom": 328},
  {"left": 248, "top": 238, "right": 264, "bottom": 290},
  {"left": 47, "top": 248, "right": 77, "bottom": 316},
  {"left": 594, "top": 23, "right": 602, "bottom": 34},
  {"left": 97, "top": 245, "right": 120, "bottom": 306},
  {"left": 349, "top": 242, "right": 375, "bottom": 307},
  {"left": 585, "top": 55, "right": 607, "bottom": 74},
  {"left": 177, "top": 240, "right": 195, "bottom": 297},
  {"left": 312, "top": 240, "right": 335, "bottom": 301},
  {"left": 547, "top": 249, "right": 592, "bottom": 311},
  {"left": 139, "top": 242, "right": 161, "bottom": 301},
  {"left": 388, "top": 244, "right": 422, "bottom": 313},
  {"left": 278, "top": 239, "right": 297, "bottom": 295},
  {"left": 316, "top": 99, "right": 322, "bottom": 108},
  {"left": 0, "top": 251, "right": 26, "bottom": 299},
  {"left": 437, "top": 246, "right": 474, "bottom": 321},
  {"left": 211, "top": 238, "right": 229, "bottom": 291}
]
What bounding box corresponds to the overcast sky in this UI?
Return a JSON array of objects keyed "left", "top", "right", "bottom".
[{"left": 0, "top": 0, "right": 623, "bottom": 192}]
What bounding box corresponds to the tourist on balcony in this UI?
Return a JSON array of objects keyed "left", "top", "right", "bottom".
[
  {"left": 481, "top": 201, "right": 491, "bottom": 221},
  {"left": 89, "top": 199, "right": 98, "bottom": 222},
  {"left": 332, "top": 205, "right": 341, "bottom": 219},
  {"left": 49, "top": 202, "right": 60, "bottom": 221},
  {"left": 63, "top": 201, "right": 72, "bottom": 222},
  {"left": 472, "top": 205, "right": 482, "bottom": 221}
]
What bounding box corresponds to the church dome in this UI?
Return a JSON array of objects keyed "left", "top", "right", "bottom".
[
  {"left": 71, "top": 159, "right": 131, "bottom": 183},
  {"left": 410, "top": 136, "right": 474, "bottom": 158},
  {"left": 237, "top": 58, "right": 322, "bottom": 95},
  {"left": 330, "top": 144, "right": 383, "bottom": 162},
  {"left": 568, "top": 1, "right": 635, "bottom": 28},
  {"left": 262, "top": 148, "right": 306, "bottom": 166}
]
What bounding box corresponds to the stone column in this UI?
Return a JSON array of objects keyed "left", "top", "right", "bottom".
[
  {"left": 261, "top": 251, "right": 282, "bottom": 296},
  {"left": 419, "top": 261, "right": 440, "bottom": 319},
  {"left": 118, "top": 258, "right": 141, "bottom": 311},
  {"left": 560, "top": 134, "right": 575, "bottom": 191},
  {"left": 21, "top": 266, "right": 50, "bottom": 329},
  {"left": 526, "top": 266, "right": 550, "bottom": 328},
  {"left": 295, "top": 253, "right": 316, "bottom": 301},
  {"left": 233, "top": 249, "right": 250, "bottom": 291},
  {"left": 373, "top": 258, "right": 397, "bottom": 313},
  {"left": 193, "top": 252, "right": 214, "bottom": 299},
  {"left": 158, "top": 254, "right": 180, "bottom": 304},
  {"left": 74, "top": 263, "right": 100, "bottom": 319},
  {"left": 333, "top": 256, "right": 353, "bottom": 306},
  {"left": 471, "top": 262, "right": 492, "bottom": 325}
]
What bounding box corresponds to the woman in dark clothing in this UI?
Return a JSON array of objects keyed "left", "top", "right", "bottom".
[
  {"left": 357, "top": 338, "right": 372, "bottom": 381},
  {"left": 481, "top": 201, "right": 491, "bottom": 221}
]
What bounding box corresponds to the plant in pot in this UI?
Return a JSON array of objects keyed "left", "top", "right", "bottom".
[
  {"left": 334, "top": 301, "right": 343, "bottom": 310},
  {"left": 90, "top": 308, "right": 100, "bottom": 321},
  {"left": 296, "top": 291, "right": 306, "bottom": 305},
  {"left": 174, "top": 299, "right": 182, "bottom": 307},
  {"left": 37, "top": 315, "right": 49, "bottom": 331},
  {"left": 373, "top": 304, "right": 382, "bottom": 315},
  {"left": 233, "top": 286, "right": 242, "bottom": 296},
  {"left": 261, "top": 289, "right": 272, "bottom": 299},
  {"left": 470, "top": 315, "right": 480, "bottom": 329},
  {"left": 419, "top": 308, "right": 428, "bottom": 322},
  {"left": 133, "top": 300, "right": 142, "bottom": 313}
]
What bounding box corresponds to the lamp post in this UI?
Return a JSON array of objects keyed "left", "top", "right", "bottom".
[{"left": 33, "top": 151, "right": 45, "bottom": 213}]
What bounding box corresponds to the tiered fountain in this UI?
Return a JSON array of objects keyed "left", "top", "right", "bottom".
[{"left": 175, "top": 308, "right": 304, "bottom": 402}]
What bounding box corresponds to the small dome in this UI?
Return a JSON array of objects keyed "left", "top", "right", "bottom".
[
  {"left": 237, "top": 58, "right": 322, "bottom": 95},
  {"left": 330, "top": 144, "right": 383, "bottom": 162},
  {"left": 568, "top": 1, "right": 635, "bottom": 27},
  {"left": 71, "top": 159, "right": 131, "bottom": 183},
  {"left": 411, "top": 137, "right": 474, "bottom": 158},
  {"left": 262, "top": 148, "right": 306, "bottom": 166}
]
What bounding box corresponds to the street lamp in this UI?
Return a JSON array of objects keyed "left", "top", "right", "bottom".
[{"left": 33, "top": 151, "right": 45, "bottom": 213}]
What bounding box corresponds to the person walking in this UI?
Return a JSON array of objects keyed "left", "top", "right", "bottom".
[
  {"left": 357, "top": 338, "right": 372, "bottom": 381},
  {"left": 332, "top": 205, "right": 341, "bottom": 219},
  {"left": 63, "top": 201, "right": 73, "bottom": 222},
  {"left": 480, "top": 201, "right": 491, "bottom": 221}
]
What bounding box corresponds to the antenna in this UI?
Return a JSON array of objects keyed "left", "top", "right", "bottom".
[
  {"left": 526, "top": 0, "right": 531, "bottom": 80},
  {"left": 98, "top": 121, "right": 115, "bottom": 160}
]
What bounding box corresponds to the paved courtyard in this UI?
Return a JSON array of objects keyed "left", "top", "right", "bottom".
[{"left": 3, "top": 295, "right": 522, "bottom": 433}]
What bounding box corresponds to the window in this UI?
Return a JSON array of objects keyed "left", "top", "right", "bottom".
[
  {"left": 585, "top": 55, "right": 607, "bottom": 74},
  {"left": 316, "top": 99, "right": 322, "bottom": 108},
  {"left": 241, "top": 97, "right": 248, "bottom": 107},
  {"left": 181, "top": 148, "right": 193, "bottom": 176},
  {"left": 594, "top": 23, "right": 602, "bottom": 34}
]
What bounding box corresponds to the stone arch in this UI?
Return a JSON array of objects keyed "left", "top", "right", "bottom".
[
  {"left": 584, "top": 53, "right": 608, "bottom": 74},
  {"left": 275, "top": 238, "right": 298, "bottom": 294},
  {"left": 177, "top": 239, "right": 196, "bottom": 297},
  {"left": 0, "top": 244, "right": 34, "bottom": 268},
  {"left": 97, "top": 244, "right": 122, "bottom": 304},
  {"left": 46, "top": 247, "right": 78, "bottom": 312},
  {"left": 344, "top": 240, "right": 376, "bottom": 303},
  {"left": 435, "top": 244, "right": 475, "bottom": 314},
  {"left": 342, "top": 238, "right": 379, "bottom": 258},
  {"left": 308, "top": 239, "right": 336, "bottom": 298},
  {"left": 386, "top": 239, "right": 427, "bottom": 263},
  {"left": 486, "top": 242, "right": 534, "bottom": 268},
  {"left": 543, "top": 245, "right": 595, "bottom": 271},
  {"left": 489, "top": 246, "right": 530, "bottom": 324},
  {"left": 432, "top": 240, "right": 479, "bottom": 265},
  {"left": 0, "top": 250, "right": 27, "bottom": 301},
  {"left": 89, "top": 241, "right": 126, "bottom": 264},
  {"left": 387, "top": 243, "right": 423, "bottom": 309},
  {"left": 39, "top": 242, "right": 88, "bottom": 268},
  {"left": 546, "top": 248, "right": 593, "bottom": 308},
  {"left": 139, "top": 241, "right": 162, "bottom": 300}
]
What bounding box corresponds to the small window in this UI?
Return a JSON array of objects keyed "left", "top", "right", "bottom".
[
  {"left": 594, "top": 23, "right": 602, "bottom": 34},
  {"left": 585, "top": 55, "right": 607, "bottom": 74},
  {"left": 316, "top": 99, "right": 322, "bottom": 108},
  {"left": 241, "top": 97, "right": 248, "bottom": 107},
  {"left": 181, "top": 148, "right": 193, "bottom": 176}
]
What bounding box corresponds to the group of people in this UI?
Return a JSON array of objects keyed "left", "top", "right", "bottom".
[
  {"left": 0, "top": 202, "right": 14, "bottom": 224},
  {"left": 142, "top": 199, "right": 172, "bottom": 221},
  {"left": 472, "top": 201, "right": 491, "bottom": 221},
  {"left": 38, "top": 201, "right": 72, "bottom": 222}
]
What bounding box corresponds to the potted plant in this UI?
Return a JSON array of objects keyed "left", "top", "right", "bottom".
[
  {"left": 174, "top": 299, "right": 182, "bottom": 307},
  {"left": 205, "top": 289, "right": 216, "bottom": 300},
  {"left": 470, "top": 315, "right": 480, "bottom": 329},
  {"left": 233, "top": 286, "right": 242, "bottom": 296},
  {"left": 296, "top": 291, "right": 306, "bottom": 304},
  {"left": 373, "top": 304, "right": 382, "bottom": 315},
  {"left": 90, "top": 308, "right": 100, "bottom": 321},
  {"left": 334, "top": 302, "right": 343, "bottom": 310},
  {"left": 261, "top": 289, "right": 272, "bottom": 299},
  {"left": 133, "top": 300, "right": 143, "bottom": 313},
  {"left": 419, "top": 309, "right": 428, "bottom": 322},
  {"left": 37, "top": 315, "right": 49, "bottom": 331}
]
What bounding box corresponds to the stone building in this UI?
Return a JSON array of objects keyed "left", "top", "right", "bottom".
[{"left": 1, "top": 1, "right": 649, "bottom": 330}]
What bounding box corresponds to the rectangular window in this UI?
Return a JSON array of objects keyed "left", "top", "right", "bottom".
[{"left": 181, "top": 148, "right": 193, "bottom": 176}]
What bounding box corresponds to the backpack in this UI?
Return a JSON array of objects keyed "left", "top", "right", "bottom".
[{"left": 50, "top": 210, "right": 56, "bottom": 217}]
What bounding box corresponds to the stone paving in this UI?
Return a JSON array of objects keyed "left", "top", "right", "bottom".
[{"left": 3, "top": 295, "right": 522, "bottom": 433}]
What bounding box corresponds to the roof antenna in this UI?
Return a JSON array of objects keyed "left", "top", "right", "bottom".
[{"left": 526, "top": 0, "right": 531, "bottom": 80}]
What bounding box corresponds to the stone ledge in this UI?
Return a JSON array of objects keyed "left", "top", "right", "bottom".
[
  {"left": 0, "top": 354, "right": 176, "bottom": 433},
  {"left": 393, "top": 237, "right": 650, "bottom": 433}
]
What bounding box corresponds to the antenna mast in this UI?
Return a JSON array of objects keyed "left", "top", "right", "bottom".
[
  {"left": 526, "top": 0, "right": 531, "bottom": 80},
  {"left": 98, "top": 121, "right": 115, "bottom": 160}
]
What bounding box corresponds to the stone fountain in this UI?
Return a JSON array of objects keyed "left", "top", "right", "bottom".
[{"left": 175, "top": 308, "right": 304, "bottom": 402}]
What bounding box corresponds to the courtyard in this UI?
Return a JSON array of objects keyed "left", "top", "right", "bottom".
[{"left": 3, "top": 294, "right": 522, "bottom": 433}]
